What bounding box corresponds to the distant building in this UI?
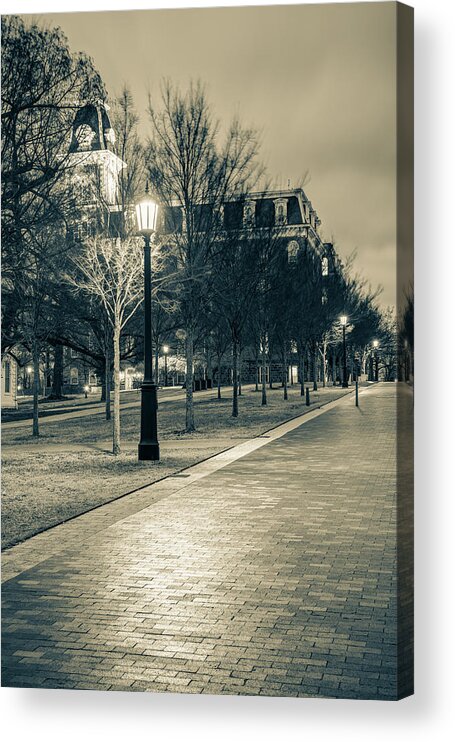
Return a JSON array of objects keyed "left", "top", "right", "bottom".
[
  {"left": 160, "top": 187, "right": 336, "bottom": 385},
  {"left": 67, "top": 101, "right": 126, "bottom": 241},
  {"left": 49, "top": 102, "right": 127, "bottom": 394},
  {"left": 1, "top": 353, "right": 18, "bottom": 409}
]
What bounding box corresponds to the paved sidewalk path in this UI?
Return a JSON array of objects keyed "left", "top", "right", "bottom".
[{"left": 2, "top": 384, "right": 399, "bottom": 699}]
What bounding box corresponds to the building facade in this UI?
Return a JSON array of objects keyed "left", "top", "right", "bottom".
[
  {"left": 160, "top": 186, "right": 337, "bottom": 386},
  {"left": 1, "top": 353, "right": 18, "bottom": 409}
]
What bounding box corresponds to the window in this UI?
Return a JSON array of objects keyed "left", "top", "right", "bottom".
[
  {"left": 243, "top": 201, "right": 255, "bottom": 227},
  {"left": 287, "top": 240, "right": 299, "bottom": 263},
  {"left": 259, "top": 334, "right": 269, "bottom": 354},
  {"left": 287, "top": 197, "right": 302, "bottom": 225},
  {"left": 4, "top": 361, "right": 11, "bottom": 394},
  {"left": 322, "top": 256, "right": 329, "bottom": 276},
  {"left": 322, "top": 288, "right": 328, "bottom": 305},
  {"left": 163, "top": 206, "right": 183, "bottom": 234},
  {"left": 258, "top": 366, "right": 270, "bottom": 384},
  {"left": 223, "top": 202, "right": 243, "bottom": 230},
  {"left": 74, "top": 221, "right": 92, "bottom": 242},
  {"left": 255, "top": 199, "right": 275, "bottom": 228},
  {"left": 70, "top": 367, "right": 79, "bottom": 385}
]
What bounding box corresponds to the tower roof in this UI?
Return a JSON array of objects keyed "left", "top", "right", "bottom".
[{"left": 69, "top": 102, "right": 116, "bottom": 154}]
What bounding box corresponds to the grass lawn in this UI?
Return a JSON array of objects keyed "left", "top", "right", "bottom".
[{"left": 2, "top": 384, "right": 349, "bottom": 549}]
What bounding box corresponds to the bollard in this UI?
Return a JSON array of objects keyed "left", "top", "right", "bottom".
[
  {"left": 306, "top": 387, "right": 310, "bottom": 406},
  {"left": 355, "top": 379, "right": 359, "bottom": 407}
]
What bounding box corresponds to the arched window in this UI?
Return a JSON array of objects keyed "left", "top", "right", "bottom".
[
  {"left": 244, "top": 201, "right": 255, "bottom": 227},
  {"left": 322, "top": 256, "right": 329, "bottom": 276},
  {"left": 287, "top": 240, "right": 299, "bottom": 263},
  {"left": 4, "top": 360, "right": 11, "bottom": 394}
]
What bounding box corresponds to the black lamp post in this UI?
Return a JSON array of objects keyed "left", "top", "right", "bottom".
[
  {"left": 136, "top": 187, "right": 160, "bottom": 461},
  {"left": 340, "top": 315, "right": 348, "bottom": 388},
  {"left": 373, "top": 339, "right": 379, "bottom": 382},
  {"left": 162, "top": 345, "right": 169, "bottom": 387}
]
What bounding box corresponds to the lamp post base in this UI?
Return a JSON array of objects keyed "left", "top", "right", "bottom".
[
  {"left": 138, "top": 381, "right": 160, "bottom": 461},
  {"left": 138, "top": 442, "right": 160, "bottom": 461}
]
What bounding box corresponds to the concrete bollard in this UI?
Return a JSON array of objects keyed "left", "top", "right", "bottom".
[{"left": 306, "top": 387, "right": 310, "bottom": 406}]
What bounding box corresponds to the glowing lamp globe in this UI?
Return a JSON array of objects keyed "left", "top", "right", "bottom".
[{"left": 136, "top": 196, "right": 159, "bottom": 235}]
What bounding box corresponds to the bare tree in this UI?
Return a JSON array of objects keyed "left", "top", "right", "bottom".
[
  {"left": 1, "top": 16, "right": 106, "bottom": 355},
  {"left": 67, "top": 236, "right": 143, "bottom": 454},
  {"left": 147, "top": 80, "right": 261, "bottom": 431},
  {"left": 110, "top": 86, "right": 146, "bottom": 231}
]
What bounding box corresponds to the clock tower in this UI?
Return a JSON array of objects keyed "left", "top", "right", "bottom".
[{"left": 68, "top": 101, "right": 126, "bottom": 210}]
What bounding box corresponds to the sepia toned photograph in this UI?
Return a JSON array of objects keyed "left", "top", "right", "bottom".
[{"left": 1, "top": 1, "right": 414, "bottom": 700}]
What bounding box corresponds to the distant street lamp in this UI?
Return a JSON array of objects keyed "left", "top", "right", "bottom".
[
  {"left": 136, "top": 185, "right": 160, "bottom": 461},
  {"left": 84, "top": 384, "right": 89, "bottom": 399},
  {"left": 373, "top": 339, "right": 379, "bottom": 382},
  {"left": 340, "top": 315, "right": 348, "bottom": 388},
  {"left": 26, "top": 365, "right": 33, "bottom": 391},
  {"left": 162, "top": 345, "right": 169, "bottom": 387}
]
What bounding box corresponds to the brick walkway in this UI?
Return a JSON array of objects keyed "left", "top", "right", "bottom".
[{"left": 2, "top": 384, "right": 401, "bottom": 698}]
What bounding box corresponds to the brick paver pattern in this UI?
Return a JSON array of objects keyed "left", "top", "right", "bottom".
[{"left": 2, "top": 384, "right": 400, "bottom": 699}]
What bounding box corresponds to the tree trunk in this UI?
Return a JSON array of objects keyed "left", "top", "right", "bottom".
[
  {"left": 313, "top": 345, "right": 318, "bottom": 391},
  {"left": 217, "top": 353, "right": 222, "bottom": 400},
  {"left": 185, "top": 330, "right": 195, "bottom": 431},
  {"left": 32, "top": 341, "right": 40, "bottom": 437},
  {"left": 105, "top": 344, "right": 111, "bottom": 421},
  {"left": 51, "top": 344, "right": 64, "bottom": 398},
  {"left": 261, "top": 344, "right": 267, "bottom": 406},
  {"left": 299, "top": 352, "right": 305, "bottom": 396},
  {"left": 322, "top": 342, "right": 326, "bottom": 387},
  {"left": 238, "top": 347, "right": 242, "bottom": 396},
  {"left": 113, "top": 325, "right": 121, "bottom": 455},
  {"left": 283, "top": 346, "right": 288, "bottom": 401},
  {"left": 332, "top": 349, "right": 337, "bottom": 385},
  {"left": 207, "top": 351, "right": 213, "bottom": 387},
  {"left": 255, "top": 356, "right": 259, "bottom": 392},
  {"left": 45, "top": 348, "right": 51, "bottom": 392},
  {"left": 232, "top": 338, "right": 239, "bottom": 418}
]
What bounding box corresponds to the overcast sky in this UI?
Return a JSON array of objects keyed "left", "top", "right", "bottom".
[{"left": 33, "top": 3, "right": 397, "bottom": 306}]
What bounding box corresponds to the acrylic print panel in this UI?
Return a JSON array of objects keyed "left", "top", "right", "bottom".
[{"left": 1, "top": 1, "right": 414, "bottom": 700}]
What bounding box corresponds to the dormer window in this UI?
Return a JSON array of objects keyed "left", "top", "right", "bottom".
[
  {"left": 243, "top": 201, "right": 255, "bottom": 227},
  {"left": 274, "top": 198, "right": 287, "bottom": 226}
]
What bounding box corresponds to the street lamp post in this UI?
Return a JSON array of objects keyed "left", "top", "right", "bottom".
[
  {"left": 373, "top": 339, "right": 379, "bottom": 382},
  {"left": 162, "top": 345, "right": 169, "bottom": 387},
  {"left": 340, "top": 315, "right": 348, "bottom": 388},
  {"left": 136, "top": 187, "right": 160, "bottom": 461}
]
